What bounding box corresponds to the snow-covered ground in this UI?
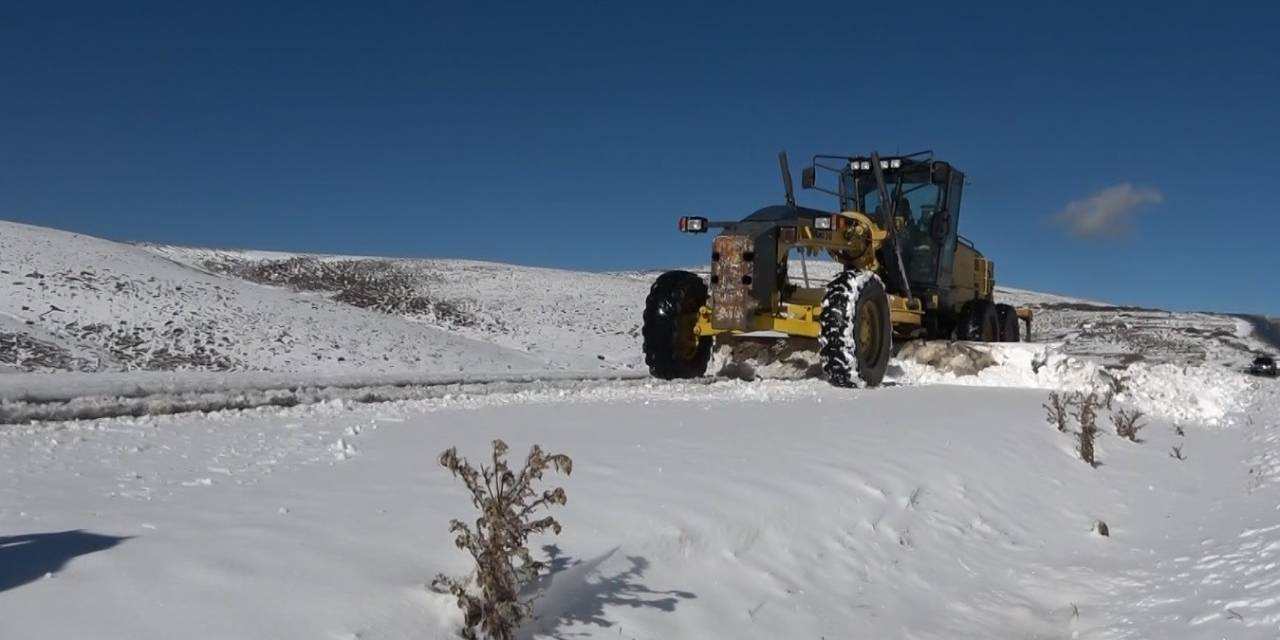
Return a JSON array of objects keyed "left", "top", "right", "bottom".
[
  {"left": 2, "top": 376, "right": 1277, "bottom": 639},
  {"left": 2, "top": 220, "right": 1278, "bottom": 638}
]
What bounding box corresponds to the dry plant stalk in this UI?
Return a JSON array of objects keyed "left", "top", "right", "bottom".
[
  {"left": 1112, "top": 407, "right": 1145, "bottom": 442},
  {"left": 1044, "top": 391, "right": 1072, "bottom": 432},
  {"left": 1101, "top": 372, "right": 1126, "bottom": 409},
  {"left": 434, "top": 440, "right": 572, "bottom": 640},
  {"left": 1074, "top": 392, "right": 1099, "bottom": 467},
  {"left": 1170, "top": 445, "right": 1185, "bottom": 461}
]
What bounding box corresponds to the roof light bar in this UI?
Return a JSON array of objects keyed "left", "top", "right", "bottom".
[{"left": 850, "top": 158, "right": 903, "bottom": 171}]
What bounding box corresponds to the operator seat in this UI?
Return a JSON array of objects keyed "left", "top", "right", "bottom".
[
  {"left": 895, "top": 196, "right": 914, "bottom": 225},
  {"left": 905, "top": 206, "right": 938, "bottom": 283}
]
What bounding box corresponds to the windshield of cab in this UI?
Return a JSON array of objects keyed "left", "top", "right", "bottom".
[
  {"left": 852, "top": 176, "right": 939, "bottom": 224},
  {"left": 841, "top": 171, "right": 945, "bottom": 284}
]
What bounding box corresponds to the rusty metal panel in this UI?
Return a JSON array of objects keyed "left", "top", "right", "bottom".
[{"left": 710, "top": 235, "right": 755, "bottom": 331}]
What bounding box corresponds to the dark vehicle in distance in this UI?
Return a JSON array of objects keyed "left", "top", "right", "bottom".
[{"left": 1251, "top": 355, "right": 1278, "bottom": 377}]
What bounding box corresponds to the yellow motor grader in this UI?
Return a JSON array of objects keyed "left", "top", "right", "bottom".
[{"left": 642, "top": 150, "right": 1030, "bottom": 387}]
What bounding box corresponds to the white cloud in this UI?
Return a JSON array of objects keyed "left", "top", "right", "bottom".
[{"left": 1054, "top": 184, "right": 1163, "bottom": 239}]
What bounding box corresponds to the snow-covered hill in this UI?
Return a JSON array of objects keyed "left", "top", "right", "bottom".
[
  {"left": 0, "top": 220, "right": 635, "bottom": 375},
  {"left": 148, "top": 243, "right": 652, "bottom": 372}
]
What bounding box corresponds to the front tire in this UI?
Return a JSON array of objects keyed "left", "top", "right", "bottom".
[
  {"left": 642, "top": 271, "right": 712, "bottom": 379},
  {"left": 818, "top": 271, "right": 892, "bottom": 388}
]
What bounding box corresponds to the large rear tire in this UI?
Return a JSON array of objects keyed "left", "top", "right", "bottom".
[
  {"left": 642, "top": 270, "right": 712, "bottom": 379},
  {"left": 818, "top": 271, "right": 892, "bottom": 388},
  {"left": 996, "top": 303, "right": 1020, "bottom": 342},
  {"left": 957, "top": 299, "right": 999, "bottom": 342}
]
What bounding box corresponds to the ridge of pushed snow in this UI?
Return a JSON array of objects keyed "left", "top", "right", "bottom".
[
  {"left": 892, "top": 342, "right": 1254, "bottom": 425},
  {"left": 0, "top": 370, "right": 651, "bottom": 424}
]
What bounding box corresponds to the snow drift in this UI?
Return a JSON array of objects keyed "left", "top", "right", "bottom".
[{"left": 893, "top": 341, "right": 1254, "bottom": 425}]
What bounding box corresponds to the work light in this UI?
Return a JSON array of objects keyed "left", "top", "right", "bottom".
[{"left": 678, "top": 216, "right": 708, "bottom": 233}]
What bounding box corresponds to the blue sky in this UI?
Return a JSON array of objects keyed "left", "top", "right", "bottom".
[{"left": 2, "top": 1, "right": 1278, "bottom": 314}]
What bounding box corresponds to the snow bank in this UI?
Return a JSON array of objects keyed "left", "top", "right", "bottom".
[
  {"left": 710, "top": 339, "right": 821, "bottom": 381},
  {"left": 892, "top": 341, "right": 1253, "bottom": 425},
  {"left": 1120, "top": 361, "right": 1255, "bottom": 427}
]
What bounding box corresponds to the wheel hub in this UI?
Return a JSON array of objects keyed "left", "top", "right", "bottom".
[
  {"left": 856, "top": 301, "right": 881, "bottom": 364},
  {"left": 675, "top": 311, "right": 699, "bottom": 360}
]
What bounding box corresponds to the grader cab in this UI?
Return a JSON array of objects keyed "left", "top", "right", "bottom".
[{"left": 643, "top": 150, "right": 1030, "bottom": 387}]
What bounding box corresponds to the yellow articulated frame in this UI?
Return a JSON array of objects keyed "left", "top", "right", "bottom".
[{"left": 694, "top": 295, "right": 923, "bottom": 340}]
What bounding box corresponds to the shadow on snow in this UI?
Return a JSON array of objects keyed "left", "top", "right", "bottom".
[
  {"left": 520, "top": 544, "right": 696, "bottom": 639},
  {"left": 0, "top": 529, "right": 131, "bottom": 593}
]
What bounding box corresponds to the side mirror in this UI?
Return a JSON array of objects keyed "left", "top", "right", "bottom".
[{"left": 800, "top": 166, "right": 816, "bottom": 189}]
